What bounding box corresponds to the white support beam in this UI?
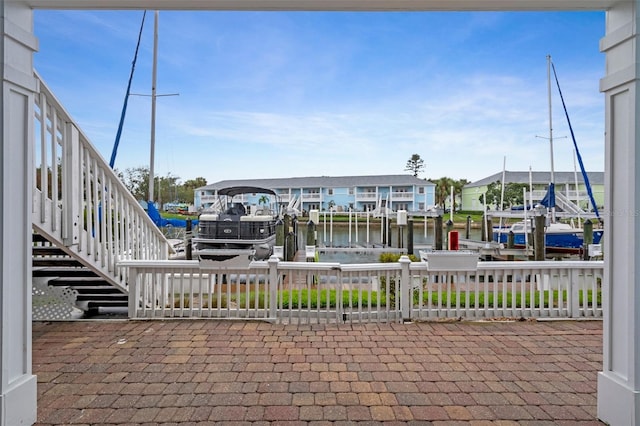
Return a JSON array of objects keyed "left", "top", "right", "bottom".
[
  {"left": 21, "top": 0, "right": 619, "bottom": 11},
  {"left": 597, "top": 2, "right": 640, "bottom": 425},
  {"left": 0, "top": 0, "right": 637, "bottom": 425},
  {"left": 0, "top": 1, "right": 38, "bottom": 425}
]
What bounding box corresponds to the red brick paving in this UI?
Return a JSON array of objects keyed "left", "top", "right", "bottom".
[{"left": 33, "top": 319, "right": 605, "bottom": 425}]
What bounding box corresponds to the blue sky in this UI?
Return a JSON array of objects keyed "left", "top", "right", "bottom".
[{"left": 33, "top": 10, "right": 605, "bottom": 185}]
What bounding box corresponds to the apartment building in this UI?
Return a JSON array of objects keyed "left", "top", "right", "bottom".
[{"left": 195, "top": 175, "right": 436, "bottom": 214}]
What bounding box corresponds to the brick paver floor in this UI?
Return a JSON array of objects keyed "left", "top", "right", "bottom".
[{"left": 33, "top": 319, "right": 605, "bottom": 425}]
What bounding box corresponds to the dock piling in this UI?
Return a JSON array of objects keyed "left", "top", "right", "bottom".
[
  {"left": 507, "top": 231, "right": 514, "bottom": 261},
  {"left": 583, "top": 219, "right": 593, "bottom": 260},
  {"left": 186, "top": 219, "right": 192, "bottom": 260},
  {"left": 407, "top": 219, "right": 414, "bottom": 256},
  {"left": 465, "top": 215, "right": 471, "bottom": 239},
  {"left": 435, "top": 215, "right": 443, "bottom": 250},
  {"left": 534, "top": 208, "right": 546, "bottom": 261}
]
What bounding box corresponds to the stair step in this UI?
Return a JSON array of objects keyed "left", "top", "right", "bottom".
[
  {"left": 48, "top": 275, "right": 105, "bottom": 282},
  {"left": 32, "top": 233, "right": 50, "bottom": 244},
  {"left": 33, "top": 258, "right": 84, "bottom": 268},
  {"left": 77, "top": 293, "right": 127, "bottom": 301},
  {"left": 33, "top": 267, "right": 98, "bottom": 278},
  {"left": 86, "top": 300, "right": 128, "bottom": 309},
  {"left": 31, "top": 233, "right": 129, "bottom": 315},
  {"left": 32, "top": 246, "right": 67, "bottom": 256},
  {"left": 68, "top": 286, "right": 125, "bottom": 295},
  {"left": 49, "top": 279, "right": 123, "bottom": 294}
]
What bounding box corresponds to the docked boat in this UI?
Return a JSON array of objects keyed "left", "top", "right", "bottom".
[
  {"left": 490, "top": 56, "right": 603, "bottom": 256},
  {"left": 193, "top": 186, "right": 281, "bottom": 263},
  {"left": 493, "top": 220, "right": 603, "bottom": 255}
]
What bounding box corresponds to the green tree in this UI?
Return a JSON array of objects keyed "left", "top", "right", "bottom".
[
  {"left": 432, "top": 177, "right": 455, "bottom": 207},
  {"left": 155, "top": 173, "right": 180, "bottom": 204},
  {"left": 430, "top": 177, "right": 470, "bottom": 211},
  {"left": 478, "top": 181, "right": 500, "bottom": 208},
  {"left": 502, "top": 182, "right": 528, "bottom": 208},
  {"left": 118, "top": 166, "right": 149, "bottom": 200},
  {"left": 404, "top": 154, "right": 425, "bottom": 177},
  {"left": 117, "top": 167, "right": 206, "bottom": 204},
  {"left": 177, "top": 177, "right": 207, "bottom": 203},
  {"left": 183, "top": 177, "right": 207, "bottom": 190},
  {"left": 478, "top": 181, "right": 527, "bottom": 209}
]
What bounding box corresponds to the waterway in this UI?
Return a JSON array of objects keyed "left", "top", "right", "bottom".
[
  {"left": 302, "top": 223, "right": 483, "bottom": 264},
  {"left": 161, "top": 219, "right": 483, "bottom": 264}
]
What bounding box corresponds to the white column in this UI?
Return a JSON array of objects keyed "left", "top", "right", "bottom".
[
  {"left": 0, "top": 1, "right": 38, "bottom": 425},
  {"left": 597, "top": 1, "right": 640, "bottom": 425}
]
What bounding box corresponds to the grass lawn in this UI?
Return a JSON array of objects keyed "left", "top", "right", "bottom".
[{"left": 174, "top": 288, "right": 600, "bottom": 309}]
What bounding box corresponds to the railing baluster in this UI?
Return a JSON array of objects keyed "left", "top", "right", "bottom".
[
  {"left": 50, "top": 105, "right": 58, "bottom": 231},
  {"left": 98, "top": 168, "right": 106, "bottom": 267},
  {"left": 39, "top": 91, "right": 47, "bottom": 224}
]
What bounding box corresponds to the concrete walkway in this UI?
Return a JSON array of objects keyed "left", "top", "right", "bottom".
[{"left": 33, "top": 319, "right": 604, "bottom": 425}]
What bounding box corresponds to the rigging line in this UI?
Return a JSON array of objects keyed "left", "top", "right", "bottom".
[
  {"left": 550, "top": 60, "right": 601, "bottom": 221},
  {"left": 110, "top": 10, "right": 147, "bottom": 169}
]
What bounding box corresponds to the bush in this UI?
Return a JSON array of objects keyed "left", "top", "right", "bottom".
[{"left": 379, "top": 252, "right": 419, "bottom": 263}]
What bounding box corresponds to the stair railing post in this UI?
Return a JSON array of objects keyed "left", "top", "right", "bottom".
[
  {"left": 399, "top": 255, "right": 412, "bottom": 322},
  {"left": 268, "top": 256, "right": 279, "bottom": 321},
  {"left": 127, "top": 266, "right": 138, "bottom": 318},
  {"left": 62, "top": 123, "right": 81, "bottom": 247},
  {"left": 569, "top": 267, "right": 580, "bottom": 319}
]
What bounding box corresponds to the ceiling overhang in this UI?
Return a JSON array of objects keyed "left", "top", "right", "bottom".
[{"left": 24, "top": 0, "right": 620, "bottom": 11}]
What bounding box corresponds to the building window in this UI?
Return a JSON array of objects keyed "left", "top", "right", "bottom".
[
  {"left": 328, "top": 188, "right": 334, "bottom": 195},
  {"left": 349, "top": 188, "right": 354, "bottom": 195},
  {"left": 418, "top": 187, "right": 424, "bottom": 194}
]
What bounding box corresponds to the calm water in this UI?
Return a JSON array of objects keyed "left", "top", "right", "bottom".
[
  {"left": 300, "top": 223, "right": 482, "bottom": 263},
  {"left": 162, "top": 220, "right": 483, "bottom": 264}
]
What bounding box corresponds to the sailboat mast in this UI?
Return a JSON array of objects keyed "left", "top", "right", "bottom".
[
  {"left": 149, "top": 10, "right": 159, "bottom": 203},
  {"left": 547, "top": 54, "right": 556, "bottom": 222}
]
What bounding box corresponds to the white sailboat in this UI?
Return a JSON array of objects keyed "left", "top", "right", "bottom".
[{"left": 493, "top": 56, "right": 603, "bottom": 255}]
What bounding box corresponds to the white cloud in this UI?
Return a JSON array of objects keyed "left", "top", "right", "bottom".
[{"left": 34, "top": 10, "right": 605, "bottom": 185}]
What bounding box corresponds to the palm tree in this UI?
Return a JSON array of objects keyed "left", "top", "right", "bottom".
[
  {"left": 433, "top": 177, "right": 455, "bottom": 207},
  {"left": 431, "top": 177, "right": 469, "bottom": 212}
]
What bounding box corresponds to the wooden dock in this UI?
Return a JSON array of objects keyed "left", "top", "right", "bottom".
[{"left": 458, "top": 238, "right": 533, "bottom": 260}]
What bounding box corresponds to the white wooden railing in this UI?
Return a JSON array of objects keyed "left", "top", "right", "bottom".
[
  {"left": 120, "top": 257, "right": 603, "bottom": 323},
  {"left": 33, "top": 72, "right": 171, "bottom": 291}
]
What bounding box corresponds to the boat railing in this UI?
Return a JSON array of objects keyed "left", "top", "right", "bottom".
[
  {"left": 120, "top": 257, "right": 603, "bottom": 322},
  {"left": 195, "top": 220, "right": 277, "bottom": 241},
  {"left": 33, "top": 72, "right": 171, "bottom": 291}
]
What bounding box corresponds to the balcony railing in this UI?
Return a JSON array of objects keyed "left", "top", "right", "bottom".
[
  {"left": 391, "top": 192, "right": 414, "bottom": 200},
  {"left": 301, "top": 193, "right": 321, "bottom": 201},
  {"left": 121, "top": 257, "right": 603, "bottom": 323},
  {"left": 355, "top": 192, "right": 378, "bottom": 201},
  {"left": 277, "top": 193, "right": 291, "bottom": 202}
]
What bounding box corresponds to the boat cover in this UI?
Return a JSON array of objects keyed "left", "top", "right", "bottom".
[{"left": 217, "top": 186, "right": 277, "bottom": 197}]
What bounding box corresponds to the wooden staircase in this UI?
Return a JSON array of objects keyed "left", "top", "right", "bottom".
[
  {"left": 32, "top": 233, "right": 128, "bottom": 317},
  {"left": 31, "top": 74, "right": 173, "bottom": 319}
]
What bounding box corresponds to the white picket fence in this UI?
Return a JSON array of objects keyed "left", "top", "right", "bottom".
[{"left": 120, "top": 256, "right": 603, "bottom": 323}]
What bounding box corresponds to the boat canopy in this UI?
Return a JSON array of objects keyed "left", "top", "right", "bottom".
[
  {"left": 539, "top": 183, "right": 556, "bottom": 208},
  {"left": 217, "top": 186, "right": 277, "bottom": 197}
]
